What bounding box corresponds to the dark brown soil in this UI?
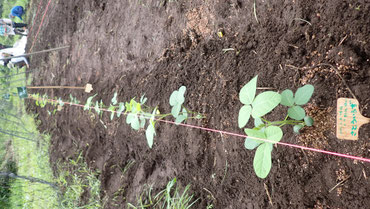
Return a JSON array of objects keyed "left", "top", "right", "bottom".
[{"left": 26, "top": 0, "right": 370, "bottom": 208}]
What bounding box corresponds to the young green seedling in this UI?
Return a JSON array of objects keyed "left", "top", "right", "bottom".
[
  {"left": 31, "top": 86, "right": 203, "bottom": 149},
  {"left": 238, "top": 75, "right": 314, "bottom": 178}
]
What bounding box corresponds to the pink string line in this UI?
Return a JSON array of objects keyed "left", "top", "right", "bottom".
[
  {"left": 27, "top": 96, "right": 370, "bottom": 163},
  {"left": 30, "top": 0, "right": 52, "bottom": 52},
  {"left": 28, "top": 0, "right": 44, "bottom": 35}
]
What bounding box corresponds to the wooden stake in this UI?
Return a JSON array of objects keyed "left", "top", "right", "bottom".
[
  {"left": 27, "top": 83, "right": 93, "bottom": 93},
  {"left": 0, "top": 46, "right": 70, "bottom": 61}
]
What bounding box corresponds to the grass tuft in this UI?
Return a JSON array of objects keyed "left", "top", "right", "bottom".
[
  {"left": 128, "top": 178, "right": 198, "bottom": 209},
  {"left": 56, "top": 152, "right": 104, "bottom": 209}
]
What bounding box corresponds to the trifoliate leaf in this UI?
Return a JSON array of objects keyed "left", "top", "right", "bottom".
[
  {"left": 280, "top": 89, "right": 294, "bottom": 106},
  {"left": 253, "top": 143, "right": 272, "bottom": 179},
  {"left": 288, "top": 106, "right": 306, "bottom": 120},
  {"left": 239, "top": 75, "right": 258, "bottom": 105},
  {"left": 238, "top": 105, "right": 252, "bottom": 128},
  {"left": 252, "top": 91, "right": 281, "bottom": 118},
  {"left": 294, "top": 84, "right": 314, "bottom": 105},
  {"left": 304, "top": 116, "right": 314, "bottom": 126}
]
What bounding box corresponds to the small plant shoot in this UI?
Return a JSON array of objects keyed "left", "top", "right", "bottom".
[{"left": 238, "top": 75, "right": 314, "bottom": 178}]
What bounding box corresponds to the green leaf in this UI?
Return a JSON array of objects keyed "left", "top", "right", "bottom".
[
  {"left": 169, "top": 91, "right": 178, "bottom": 106},
  {"left": 293, "top": 124, "right": 304, "bottom": 133},
  {"left": 169, "top": 86, "right": 186, "bottom": 107},
  {"left": 175, "top": 115, "right": 187, "bottom": 124},
  {"left": 108, "top": 106, "right": 116, "bottom": 120},
  {"left": 140, "top": 94, "right": 147, "bottom": 104},
  {"left": 131, "top": 101, "right": 141, "bottom": 113},
  {"left": 126, "top": 114, "right": 134, "bottom": 124},
  {"left": 151, "top": 107, "right": 157, "bottom": 121},
  {"left": 254, "top": 117, "right": 264, "bottom": 128},
  {"left": 280, "top": 89, "right": 294, "bottom": 106},
  {"left": 146, "top": 122, "right": 156, "bottom": 148},
  {"left": 94, "top": 101, "right": 100, "bottom": 114},
  {"left": 245, "top": 128, "right": 266, "bottom": 138},
  {"left": 171, "top": 104, "right": 181, "bottom": 117},
  {"left": 288, "top": 106, "right": 306, "bottom": 120},
  {"left": 238, "top": 105, "right": 252, "bottom": 128},
  {"left": 239, "top": 75, "right": 258, "bottom": 105},
  {"left": 111, "top": 92, "right": 118, "bottom": 105},
  {"left": 294, "top": 84, "right": 314, "bottom": 105},
  {"left": 84, "top": 94, "right": 97, "bottom": 110},
  {"left": 117, "top": 103, "right": 125, "bottom": 117},
  {"left": 304, "top": 116, "right": 314, "bottom": 126},
  {"left": 131, "top": 116, "right": 140, "bottom": 130},
  {"left": 125, "top": 101, "right": 131, "bottom": 112},
  {"left": 140, "top": 115, "right": 146, "bottom": 128},
  {"left": 58, "top": 98, "right": 64, "bottom": 107},
  {"left": 244, "top": 137, "right": 261, "bottom": 150},
  {"left": 176, "top": 92, "right": 185, "bottom": 105},
  {"left": 265, "top": 126, "right": 283, "bottom": 144},
  {"left": 244, "top": 128, "right": 266, "bottom": 144},
  {"left": 181, "top": 108, "right": 188, "bottom": 118},
  {"left": 252, "top": 91, "right": 281, "bottom": 118},
  {"left": 178, "top": 86, "right": 186, "bottom": 97},
  {"left": 253, "top": 143, "right": 272, "bottom": 179},
  {"left": 268, "top": 143, "right": 273, "bottom": 152}
]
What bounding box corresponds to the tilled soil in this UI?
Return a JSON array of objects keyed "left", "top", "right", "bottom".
[{"left": 26, "top": 0, "right": 370, "bottom": 208}]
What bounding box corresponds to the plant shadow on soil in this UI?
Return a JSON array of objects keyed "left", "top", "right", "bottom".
[{"left": 26, "top": 0, "right": 370, "bottom": 208}]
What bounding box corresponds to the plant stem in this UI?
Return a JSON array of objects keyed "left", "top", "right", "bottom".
[{"left": 257, "top": 118, "right": 303, "bottom": 129}]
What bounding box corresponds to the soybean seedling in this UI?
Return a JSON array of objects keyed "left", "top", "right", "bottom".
[
  {"left": 238, "top": 75, "right": 314, "bottom": 178},
  {"left": 89, "top": 86, "right": 203, "bottom": 148},
  {"left": 31, "top": 86, "right": 203, "bottom": 149}
]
